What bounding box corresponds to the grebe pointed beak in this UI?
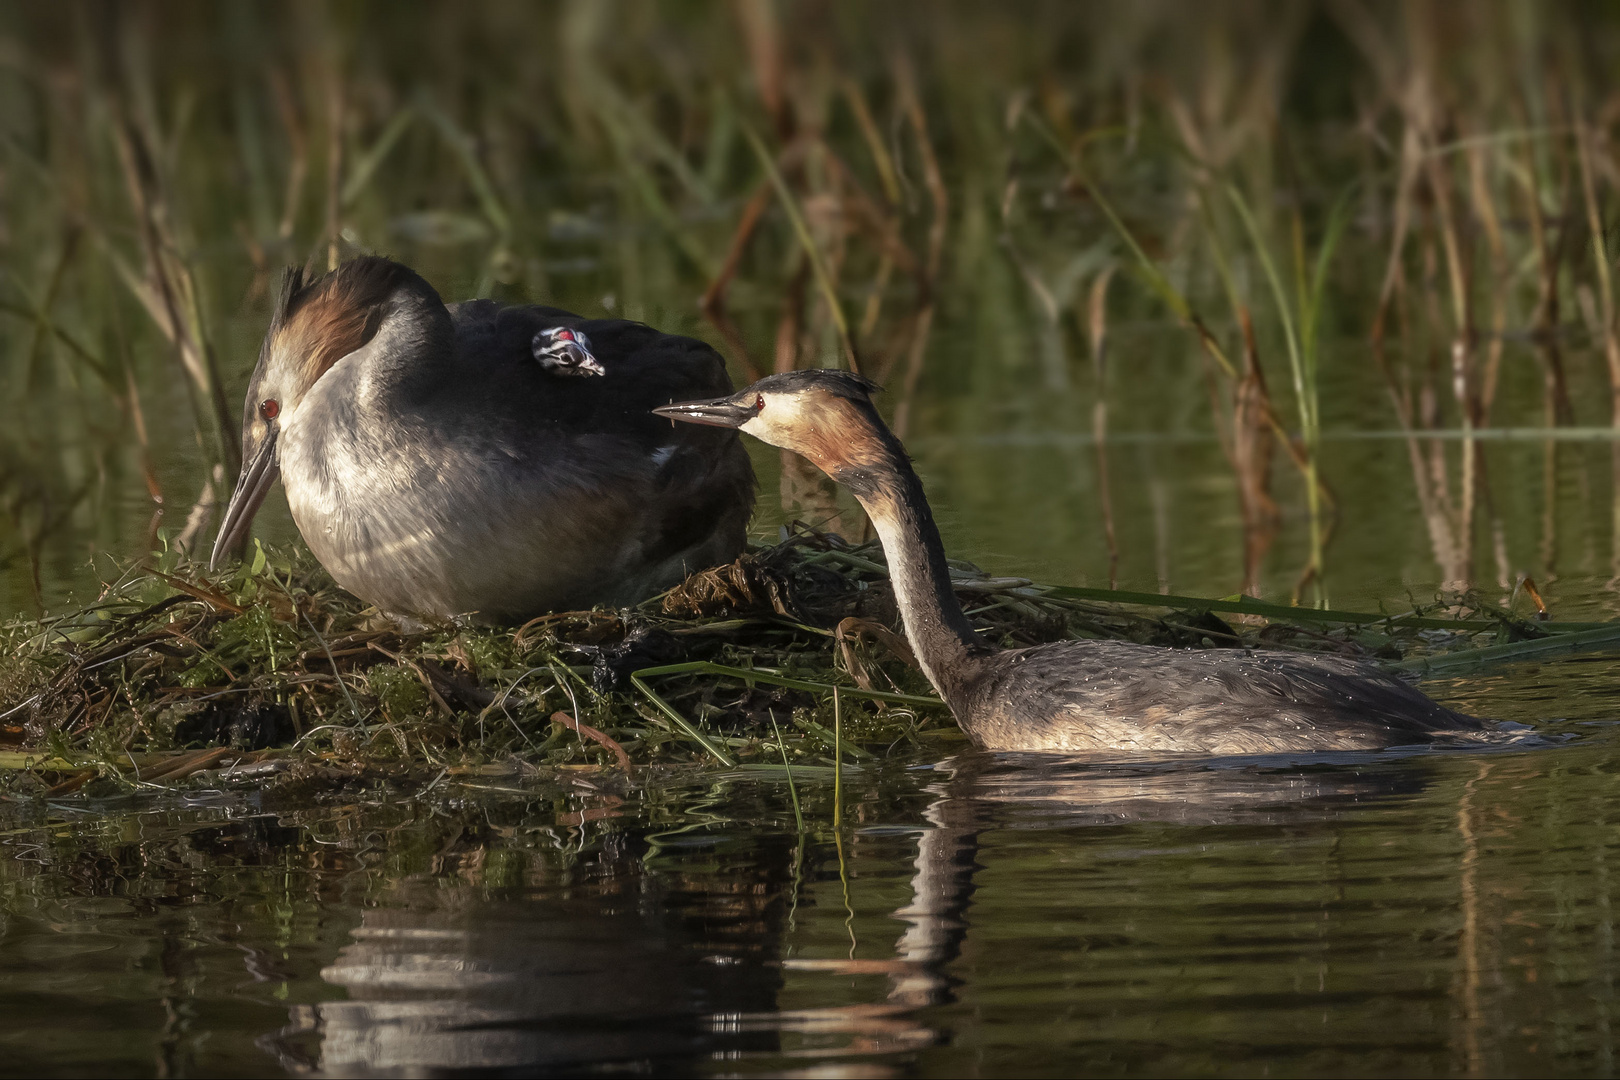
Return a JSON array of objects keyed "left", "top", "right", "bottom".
[
  {"left": 210, "top": 426, "right": 281, "bottom": 569},
  {"left": 652, "top": 397, "right": 755, "bottom": 429}
]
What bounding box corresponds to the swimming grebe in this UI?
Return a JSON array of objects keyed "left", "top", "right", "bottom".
[
  {"left": 212, "top": 257, "right": 754, "bottom": 623},
  {"left": 655, "top": 371, "right": 1490, "bottom": 754}
]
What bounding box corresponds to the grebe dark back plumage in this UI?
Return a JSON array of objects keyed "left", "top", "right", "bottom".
[
  {"left": 212, "top": 257, "right": 754, "bottom": 623},
  {"left": 655, "top": 370, "right": 1494, "bottom": 755}
]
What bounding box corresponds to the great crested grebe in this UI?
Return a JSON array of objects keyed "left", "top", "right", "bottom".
[
  {"left": 655, "top": 370, "right": 1495, "bottom": 754},
  {"left": 212, "top": 257, "right": 754, "bottom": 623}
]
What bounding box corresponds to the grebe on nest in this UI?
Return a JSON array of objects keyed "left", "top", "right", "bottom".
[
  {"left": 655, "top": 370, "right": 1495, "bottom": 754},
  {"left": 212, "top": 257, "right": 754, "bottom": 623}
]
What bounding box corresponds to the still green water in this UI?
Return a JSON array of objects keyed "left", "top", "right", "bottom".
[{"left": 0, "top": 657, "right": 1614, "bottom": 1076}]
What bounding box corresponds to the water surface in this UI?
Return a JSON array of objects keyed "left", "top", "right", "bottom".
[{"left": 1, "top": 655, "right": 1616, "bottom": 1076}]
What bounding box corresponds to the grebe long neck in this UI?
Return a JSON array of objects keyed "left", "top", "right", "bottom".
[{"left": 833, "top": 431, "right": 989, "bottom": 707}]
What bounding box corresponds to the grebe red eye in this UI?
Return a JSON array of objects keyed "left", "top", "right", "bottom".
[
  {"left": 260, "top": 399, "right": 280, "bottom": 421},
  {"left": 754, "top": 394, "right": 765, "bottom": 411}
]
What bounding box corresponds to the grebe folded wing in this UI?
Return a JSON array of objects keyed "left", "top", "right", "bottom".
[{"left": 965, "top": 640, "right": 1485, "bottom": 754}]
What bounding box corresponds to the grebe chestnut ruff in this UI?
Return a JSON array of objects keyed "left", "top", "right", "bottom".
[
  {"left": 212, "top": 257, "right": 754, "bottom": 623},
  {"left": 655, "top": 370, "right": 1500, "bottom": 755}
]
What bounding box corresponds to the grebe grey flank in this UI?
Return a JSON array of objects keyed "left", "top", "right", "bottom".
[
  {"left": 654, "top": 370, "right": 1494, "bottom": 754},
  {"left": 212, "top": 257, "right": 754, "bottom": 623}
]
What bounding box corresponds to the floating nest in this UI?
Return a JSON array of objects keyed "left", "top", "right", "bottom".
[{"left": 0, "top": 524, "right": 1596, "bottom": 799}]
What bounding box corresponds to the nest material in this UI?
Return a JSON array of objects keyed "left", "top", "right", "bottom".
[
  {"left": 661, "top": 551, "right": 799, "bottom": 619},
  {"left": 0, "top": 529, "right": 1543, "bottom": 797}
]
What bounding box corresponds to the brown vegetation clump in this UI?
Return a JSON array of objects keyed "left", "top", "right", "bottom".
[{"left": 661, "top": 551, "right": 800, "bottom": 620}]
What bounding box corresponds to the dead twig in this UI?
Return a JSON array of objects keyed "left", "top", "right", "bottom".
[{"left": 550, "top": 711, "right": 632, "bottom": 772}]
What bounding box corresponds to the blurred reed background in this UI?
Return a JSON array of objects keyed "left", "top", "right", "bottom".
[{"left": 4, "top": 0, "right": 1620, "bottom": 616}]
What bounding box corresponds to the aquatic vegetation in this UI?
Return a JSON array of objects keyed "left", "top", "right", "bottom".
[
  {"left": 0, "top": 525, "right": 1613, "bottom": 798},
  {"left": 0, "top": 1, "right": 1616, "bottom": 785}
]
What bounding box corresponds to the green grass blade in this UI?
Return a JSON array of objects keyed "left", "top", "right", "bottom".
[
  {"left": 301, "top": 608, "right": 365, "bottom": 726},
  {"left": 421, "top": 101, "right": 511, "bottom": 235},
  {"left": 1032, "top": 121, "right": 1187, "bottom": 324},
  {"left": 1024, "top": 115, "right": 1238, "bottom": 380},
  {"left": 741, "top": 120, "right": 857, "bottom": 369},
  {"left": 611, "top": 142, "right": 718, "bottom": 279},
  {"left": 631, "top": 661, "right": 941, "bottom": 707},
  {"left": 628, "top": 672, "right": 734, "bottom": 766},
  {"left": 342, "top": 106, "right": 416, "bottom": 208},
  {"left": 832, "top": 686, "right": 842, "bottom": 832},
  {"left": 1389, "top": 624, "right": 1620, "bottom": 674},
  {"left": 1226, "top": 183, "right": 1308, "bottom": 441},
  {"left": 584, "top": 75, "right": 717, "bottom": 208},
  {"left": 1195, "top": 188, "right": 1247, "bottom": 326},
  {"left": 1301, "top": 184, "right": 1357, "bottom": 436},
  {"left": 1040, "top": 583, "right": 1614, "bottom": 632},
  {"left": 769, "top": 716, "right": 804, "bottom": 834},
  {"left": 722, "top": 763, "right": 862, "bottom": 780}
]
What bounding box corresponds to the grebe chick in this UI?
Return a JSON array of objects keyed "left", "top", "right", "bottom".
[
  {"left": 655, "top": 371, "right": 1492, "bottom": 755},
  {"left": 212, "top": 257, "right": 754, "bottom": 623}
]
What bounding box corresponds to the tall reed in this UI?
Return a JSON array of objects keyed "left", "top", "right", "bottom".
[{"left": 3, "top": 2, "right": 1620, "bottom": 612}]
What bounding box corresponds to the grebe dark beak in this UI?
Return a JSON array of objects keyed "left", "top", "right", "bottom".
[
  {"left": 210, "top": 424, "right": 281, "bottom": 569},
  {"left": 652, "top": 396, "right": 754, "bottom": 429}
]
